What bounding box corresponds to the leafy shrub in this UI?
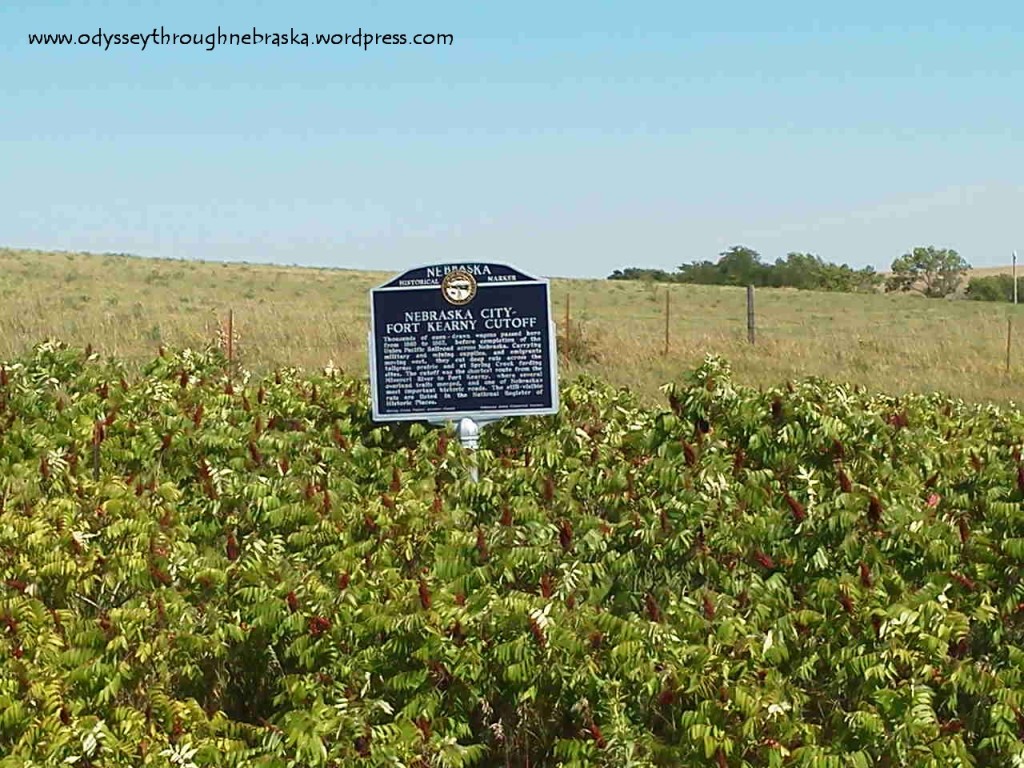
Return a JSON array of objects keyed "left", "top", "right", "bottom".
[
  {"left": 967, "top": 274, "right": 1024, "bottom": 302},
  {"left": 1, "top": 343, "right": 1023, "bottom": 766}
]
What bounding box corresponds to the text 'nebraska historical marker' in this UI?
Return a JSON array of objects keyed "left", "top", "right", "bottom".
[{"left": 369, "top": 263, "right": 558, "bottom": 422}]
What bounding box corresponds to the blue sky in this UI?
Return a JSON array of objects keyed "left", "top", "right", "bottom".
[{"left": 3, "top": 1, "right": 1023, "bottom": 277}]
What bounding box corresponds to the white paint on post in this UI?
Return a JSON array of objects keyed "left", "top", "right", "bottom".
[{"left": 458, "top": 417, "right": 481, "bottom": 483}]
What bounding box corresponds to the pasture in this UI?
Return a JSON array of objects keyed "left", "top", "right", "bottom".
[{"left": 2, "top": 248, "right": 1023, "bottom": 403}]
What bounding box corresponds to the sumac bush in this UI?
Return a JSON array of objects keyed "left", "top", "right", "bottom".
[{"left": 0, "top": 341, "right": 1023, "bottom": 767}]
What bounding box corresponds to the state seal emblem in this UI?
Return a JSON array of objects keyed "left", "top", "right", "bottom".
[{"left": 441, "top": 270, "right": 477, "bottom": 306}]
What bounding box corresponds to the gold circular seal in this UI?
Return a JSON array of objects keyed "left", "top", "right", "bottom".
[{"left": 440, "top": 270, "right": 478, "bottom": 306}]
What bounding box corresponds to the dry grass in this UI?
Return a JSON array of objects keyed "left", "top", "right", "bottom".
[
  {"left": 966, "top": 266, "right": 1019, "bottom": 279},
  {"left": 3, "top": 247, "right": 1024, "bottom": 405}
]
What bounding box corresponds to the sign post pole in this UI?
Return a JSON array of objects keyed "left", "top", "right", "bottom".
[{"left": 457, "top": 417, "right": 481, "bottom": 483}]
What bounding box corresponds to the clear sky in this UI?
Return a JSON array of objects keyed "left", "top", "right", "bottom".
[{"left": 2, "top": 1, "right": 1022, "bottom": 278}]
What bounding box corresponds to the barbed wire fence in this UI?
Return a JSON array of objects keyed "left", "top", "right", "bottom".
[
  {"left": 551, "top": 283, "right": 1024, "bottom": 389},
  {"left": 198, "top": 282, "right": 1024, "bottom": 400}
]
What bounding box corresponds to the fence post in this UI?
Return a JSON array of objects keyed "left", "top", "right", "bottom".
[
  {"left": 564, "top": 294, "right": 571, "bottom": 345},
  {"left": 664, "top": 289, "right": 670, "bottom": 356},
  {"left": 746, "top": 285, "right": 756, "bottom": 345},
  {"left": 1007, "top": 317, "right": 1012, "bottom": 374}
]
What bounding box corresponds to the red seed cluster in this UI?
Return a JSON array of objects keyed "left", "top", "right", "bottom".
[
  {"left": 839, "top": 593, "right": 854, "bottom": 615},
  {"left": 868, "top": 495, "right": 883, "bottom": 527},
  {"left": 859, "top": 562, "right": 872, "bottom": 588},
  {"left": 542, "top": 475, "right": 555, "bottom": 504},
  {"left": 529, "top": 618, "right": 546, "bottom": 648},
  {"left": 645, "top": 593, "right": 662, "bottom": 623},
  {"left": 475, "top": 528, "right": 488, "bottom": 562},
  {"left": 957, "top": 517, "right": 970, "bottom": 543},
  {"left": 558, "top": 519, "right": 573, "bottom": 551},
  {"left": 702, "top": 593, "right": 716, "bottom": 619},
  {"left": 784, "top": 492, "right": 805, "bottom": 523},
  {"left": 539, "top": 573, "right": 553, "bottom": 599},
  {"left": 308, "top": 616, "right": 331, "bottom": 637},
  {"left": 682, "top": 440, "right": 697, "bottom": 467},
  {"left": 754, "top": 551, "right": 775, "bottom": 570}
]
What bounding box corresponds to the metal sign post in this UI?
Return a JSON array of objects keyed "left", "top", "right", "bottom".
[
  {"left": 454, "top": 417, "right": 501, "bottom": 483},
  {"left": 457, "top": 418, "right": 480, "bottom": 482}
]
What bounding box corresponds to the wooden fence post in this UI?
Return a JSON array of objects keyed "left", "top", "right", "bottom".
[
  {"left": 746, "top": 285, "right": 756, "bottom": 345},
  {"left": 564, "top": 294, "right": 571, "bottom": 344},
  {"left": 1006, "top": 317, "right": 1012, "bottom": 374},
  {"left": 664, "top": 289, "right": 670, "bottom": 356}
]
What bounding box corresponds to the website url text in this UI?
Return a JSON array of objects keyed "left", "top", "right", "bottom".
[{"left": 28, "top": 26, "right": 455, "bottom": 52}]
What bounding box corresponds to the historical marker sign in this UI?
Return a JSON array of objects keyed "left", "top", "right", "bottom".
[{"left": 369, "top": 263, "right": 558, "bottom": 422}]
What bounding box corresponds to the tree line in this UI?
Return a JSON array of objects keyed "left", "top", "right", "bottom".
[
  {"left": 609, "top": 245, "right": 1021, "bottom": 301},
  {"left": 609, "top": 246, "right": 883, "bottom": 292}
]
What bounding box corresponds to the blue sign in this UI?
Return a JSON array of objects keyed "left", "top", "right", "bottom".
[{"left": 369, "top": 263, "right": 559, "bottom": 422}]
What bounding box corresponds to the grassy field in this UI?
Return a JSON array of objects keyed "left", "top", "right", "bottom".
[
  {"left": 963, "top": 265, "right": 1019, "bottom": 279},
  {"left": 2, "top": 247, "right": 1024, "bottom": 404}
]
